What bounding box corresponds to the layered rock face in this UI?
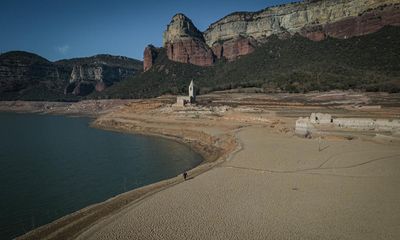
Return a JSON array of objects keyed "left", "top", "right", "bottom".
[
  {"left": 150, "top": 0, "right": 399, "bottom": 69},
  {"left": 66, "top": 63, "right": 136, "bottom": 95},
  {"left": 143, "top": 45, "right": 159, "bottom": 71},
  {"left": 204, "top": 0, "right": 400, "bottom": 45},
  {"left": 211, "top": 37, "right": 258, "bottom": 61},
  {"left": 56, "top": 54, "right": 142, "bottom": 96},
  {"left": 165, "top": 39, "right": 214, "bottom": 66},
  {"left": 319, "top": 4, "right": 400, "bottom": 39},
  {"left": 163, "top": 14, "right": 214, "bottom": 66},
  {"left": 0, "top": 52, "right": 143, "bottom": 99}
]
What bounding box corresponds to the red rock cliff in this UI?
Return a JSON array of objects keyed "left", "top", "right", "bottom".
[
  {"left": 163, "top": 14, "right": 214, "bottom": 66},
  {"left": 212, "top": 37, "right": 258, "bottom": 61},
  {"left": 143, "top": 0, "right": 400, "bottom": 68},
  {"left": 143, "top": 45, "right": 159, "bottom": 71},
  {"left": 204, "top": 0, "right": 400, "bottom": 45},
  {"left": 301, "top": 3, "right": 400, "bottom": 41}
]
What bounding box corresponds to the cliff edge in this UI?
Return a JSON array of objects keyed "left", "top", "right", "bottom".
[{"left": 145, "top": 0, "right": 400, "bottom": 70}]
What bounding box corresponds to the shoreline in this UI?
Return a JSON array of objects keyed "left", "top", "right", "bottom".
[
  {"left": 8, "top": 100, "right": 239, "bottom": 240},
  {"left": 5, "top": 91, "right": 400, "bottom": 239},
  {"left": 0, "top": 99, "right": 137, "bottom": 118}
]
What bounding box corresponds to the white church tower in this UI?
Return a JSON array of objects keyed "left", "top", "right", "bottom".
[
  {"left": 189, "top": 80, "right": 195, "bottom": 103},
  {"left": 176, "top": 80, "right": 196, "bottom": 106}
]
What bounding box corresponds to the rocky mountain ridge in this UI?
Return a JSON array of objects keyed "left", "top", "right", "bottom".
[
  {"left": 204, "top": 0, "right": 399, "bottom": 44},
  {"left": 103, "top": 26, "right": 400, "bottom": 99},
  {"left": 56, "top": 55, "right": 142, "bottom": 95},
  {"left": 144, "top": 0, "right": 400, "bottom": 69},
  {"left": 0, "top": 51, "right": 142, "bottom": 100},
  {"left": 0, "top": 51, "right": 65, "bottom": 95},
  {"left": 163, "top": 14, "right": 215, "bottom": 67}
]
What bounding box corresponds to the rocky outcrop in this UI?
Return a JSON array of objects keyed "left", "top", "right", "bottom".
[
  {"left": 69, "top": 65, "right": 103, "bottom": 83},
  {"left": 65, "top": 63, "right": 136, "bottom": 95},
  {"left": 56, "top": 54, "right": 142, "bottom": 96},
  {"left": 301, "top": 3, "right": 400, "bottom": 40},
  {"left": 319, "top": 4, "right": 400, "bottom": 39},
  {"left": 163, "top": 14, "right": 214, "bottom": 66},
  {"left": 143, "top": 45, "right": 159, "bottom": 71},
  {"left": 0, "top": 52, "right": 143, "bottom": 99},
  {"left": 211, "top": 36, "right": 258, "bottom": 61},
  {"left": 204, "top": 0, "right": 400, "bottom": 45},
  {"left": 165, "top": 39, "right": 214, "bottom": 66},
  {"left": 163, "top": 14, "right": 204, "bottom": 45},
  {"left": 149, "top": 0, "right": 400, "bottom": 68}
]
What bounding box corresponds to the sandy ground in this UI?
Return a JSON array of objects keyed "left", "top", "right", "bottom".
[
  {"left": 75, "top": 127, "right": 400, "bottom": 240},
  {"left": 7, "top": 91, "right": 400, "bottom": 239}
]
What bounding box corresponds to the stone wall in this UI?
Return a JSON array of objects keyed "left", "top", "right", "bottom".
[
  {"left": 333, "top": 118, "right": 400, "bottom": 131},
  {"left": 310, "top": 113, "right": 333, "bottom": 124},
  {"left": 296, "top": 113, "right": 400, "bottom": 137},
  {"left": 295, "top": 117, "right": 315, "bottom": 136},
  {"left": 176, "top": 96, "right": 191, "bottom": 107}
]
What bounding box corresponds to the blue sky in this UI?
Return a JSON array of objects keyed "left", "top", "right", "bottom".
[{"left": 0, "top": 0, "right": 295, "bottom": 61}]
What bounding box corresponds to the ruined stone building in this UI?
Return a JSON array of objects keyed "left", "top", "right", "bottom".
[
  {"left": 296, "top": 112, "right": 400, "bottom": 137},
  {"left": 176, "top": 80, "right": 196, "bottom": 106}
]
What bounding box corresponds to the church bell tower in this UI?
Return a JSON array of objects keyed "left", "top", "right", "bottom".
[{"left": 189, "top": 80, "right": 195, "bottom": 103}]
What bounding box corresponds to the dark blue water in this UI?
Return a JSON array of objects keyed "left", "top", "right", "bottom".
[{"left": 0, "top": 112, "right": 202, "bottom": 239}]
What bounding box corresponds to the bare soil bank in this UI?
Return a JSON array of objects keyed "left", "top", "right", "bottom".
[
  {"left": 6, "top": 90, "right": 400, "bottom": 239},
  {"left": 12, "top": 97, "right": 240, "bottom": 240}
]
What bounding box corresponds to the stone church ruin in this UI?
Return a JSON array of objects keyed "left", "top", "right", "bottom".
[{"left": 176, "top": 80, "right": 196, "bottom": 107}]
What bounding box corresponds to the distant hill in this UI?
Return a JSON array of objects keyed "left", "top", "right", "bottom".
[
  {"left": 0, "top": 52, "right": 142, "bottom": 101},
  {"left": 55, "top": 54, "right": 142, "bottom": 69},
  {"left": 0, "top": 51, "right": 69, "bottom": 101},
  {"left": 94, "top": 26, "right": 400, "bottom": 99}
]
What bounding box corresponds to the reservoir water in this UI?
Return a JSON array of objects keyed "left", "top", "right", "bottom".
[{"left": 0, "top": 112, "right": 203, "bottom": 239}]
